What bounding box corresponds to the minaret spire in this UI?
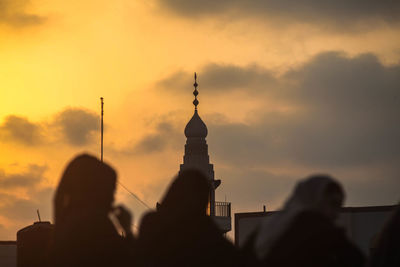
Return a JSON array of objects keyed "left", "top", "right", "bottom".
[{"left": 193, "top": 72, "right": 199, "bottom": 111}]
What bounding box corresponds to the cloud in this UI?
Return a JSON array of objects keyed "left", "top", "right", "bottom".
[
  {"left": 0, "top": 0, "right": 45, "bottom": 27},
  {"left": 0, "top": 192, "right": 39, "bottom": 221},
  {"left": 54, "top": 108, "right": 99, "bottom": 146},
  {"left": 0, "top": 107, "right": 100, "bottom": 147},
  {"left": 0, "top": 185, "right": 53, "bottom": 239},
  {"left": 284, "top": 52, "right": 400, "bottom": 110},
  {"left": 157, "top": 0, "right": 400, "bottom": 30},
  {"left": 160, "top": 51, "right": 400, "bottom": 169},
  {"left": 135, "top": 122, "right": 174, "bottom": 152},
  {"left": 0, "top": 164, "right": 52, "bottom": 223},
  {"left": 0, "top": 164, "right": 46, "bottom": 189},
  {"left": 121, "top": 120, "right": 182, "bottom": 155},
  {"left": 0, "top": 115, "right": 43, "bottom": 145},
  {"left": 158, "top": 64, "right": 276, "bottom": 95},
  {"left": 0, "top": 187, "right": 53, "bottom": 222}
]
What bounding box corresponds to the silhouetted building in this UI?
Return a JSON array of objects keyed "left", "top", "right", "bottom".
[
  {"left": 17, "top": 221, "right": 54, "bottom": 267},
  {"left": 235, "top": 205, "right": 398, "bottom": 255},
  {"left": 180, "top": 73, "right": 231, "bottom": 233},
  {"left": 0, "top": 241, "right": 16, "bottom": 267}
]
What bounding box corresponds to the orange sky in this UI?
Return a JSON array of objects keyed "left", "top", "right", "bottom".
[{"left": 1, "top": 0, "right": 400, "bottom": 239}]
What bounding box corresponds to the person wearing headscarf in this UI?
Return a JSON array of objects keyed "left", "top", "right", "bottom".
[
  {"left": 52, "top": 154, "right": 135, "bottom": 267},
  {"left": 368, "top": 203, "right": 400, "bottom": 267},
  {"left": 254, "top": 174, "right": 364, "bottom": 267},
  {"left": 137, "top": 169, "right": 244, "bottom": 267}
]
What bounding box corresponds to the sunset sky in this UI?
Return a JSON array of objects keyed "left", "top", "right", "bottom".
[{"left": 1, "top": 0, "right": 399, "bottom": 239}]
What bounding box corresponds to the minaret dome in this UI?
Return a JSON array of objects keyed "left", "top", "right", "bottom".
[{"left": 184, "top": 110, "right": 208, "bottom": 138}]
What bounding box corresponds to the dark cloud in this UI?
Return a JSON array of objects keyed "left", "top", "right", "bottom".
[
  {"left": 54, "top": 108, "right": 99, "bottom": 146},
  {"left": 219, "top": 53, "right": 399, "bottom": 167},
  {"left": 0, "top": 164, "right": 53, "bottom": 240},
  {"left": 160, "top": 51, "right": 400, "bottom": 170},
  {"left": 157, "top": 0, "right": 400, "bottom": 30},
  {"left": 285, "top": 52, "right": 400, "bottom": 112},
  {"left": 0, "top": 164, "right": 52, "bottom": 223},
  {"left": 0, "top": 164, "right": 46, "bottom": 189},
  {"left": 0, "top": 115, "right": 43, "bottom": 145},
  {"left": 0, "top": 0, "right": 45, "bottom": 27},
  {"left": 0, "top": 108, "right": 100, "bottom": 147},
  {"left": 158, "top": 64, "right": 276, "bottom": 95},
  {"left": 0, "top": 187, "right": 53, "bottom": 222},
  {"left": 0, "top": 192, "right": 39, "bottom": 221},
  {"left": 0, "top": 107, "right": 100, "bottom": 147},
  {"left": 209, "top": 113, "right": 400, "bottom": 169},
  {"left": 127, "top": 121, "right": 182, "bottom": 155}
]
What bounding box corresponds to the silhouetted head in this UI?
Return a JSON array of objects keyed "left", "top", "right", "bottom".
[
  {"left": 54, "top": 154, "right": 117, "bottom": 224},
  {"left": 285, "top": 174, "right": 344, "bottom": 221},
  {"left": 159, "top": 169, "right": 211, "bottom": 217}
]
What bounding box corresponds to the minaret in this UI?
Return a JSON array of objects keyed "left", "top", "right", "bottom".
[{"left": 180, "top": 73, "right": 220, "bottom": 216}]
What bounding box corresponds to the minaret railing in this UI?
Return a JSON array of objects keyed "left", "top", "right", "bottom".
[{"left": 215, "top": 201, "right": 231, "bottom": 217}]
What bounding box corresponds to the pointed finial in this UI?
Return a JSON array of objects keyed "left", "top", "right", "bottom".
[{"left": 193, "top": 72, "right": 199, "bottom": 110}]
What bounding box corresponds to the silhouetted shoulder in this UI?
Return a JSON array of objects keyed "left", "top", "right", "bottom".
[
  {"left": 264, "top": 210, "right": 364, "bottom": 267},
  {"left": 138, "top": 211, "right": 159, "bottom": 238}
]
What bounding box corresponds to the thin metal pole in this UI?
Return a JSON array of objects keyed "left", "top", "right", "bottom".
[
  {"left": 100, "top": 97, "right": 104, "bottom": 162},
  {"left": 37, "top": 209, "right": 41, "bottom": 222}
]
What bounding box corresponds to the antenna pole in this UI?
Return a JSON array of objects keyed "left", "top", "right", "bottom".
[
  {"left": 37, "top": 209, "right": 41, "bottom": 222},
  {"left": 100, "top": 97, "right": 104, "bottom": 162}
]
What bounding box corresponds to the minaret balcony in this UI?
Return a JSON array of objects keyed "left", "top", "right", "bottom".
[{"left": 212, "top": 201, "right": 232, "bottom": 233}]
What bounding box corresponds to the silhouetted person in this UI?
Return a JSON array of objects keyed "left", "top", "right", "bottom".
[
  {"left": 368, "top": 203, "right": 400, "bottom": 267},
  {"left": 255, "top": 175, "right": 364, "bottom": 267},
  {"left": 52, "top": 154, "right": 135, "bottom": 267},
  {"left": 137, "top": 169, "right": 244, "bottom": 267}
]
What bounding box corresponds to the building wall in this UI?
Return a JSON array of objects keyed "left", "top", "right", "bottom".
[
  {"left": 235, "top": 205, "right": 397, "bottom": 255},
  {"left": 0, "top": 242, "right": 17, "bottom": 267},
  {"left": 338, "top": 208, "right": 395, "bottom": 254}
]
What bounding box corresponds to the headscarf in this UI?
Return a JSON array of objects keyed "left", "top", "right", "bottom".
[
  {"left": 54, "top": 154, "right": 117, "bottom": 226},
  {"left": 158, "top": 169, "right": 211, "bottom": 218},
  {"left": 255, "top": 174, "right": 344, "bottom": 259}
]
